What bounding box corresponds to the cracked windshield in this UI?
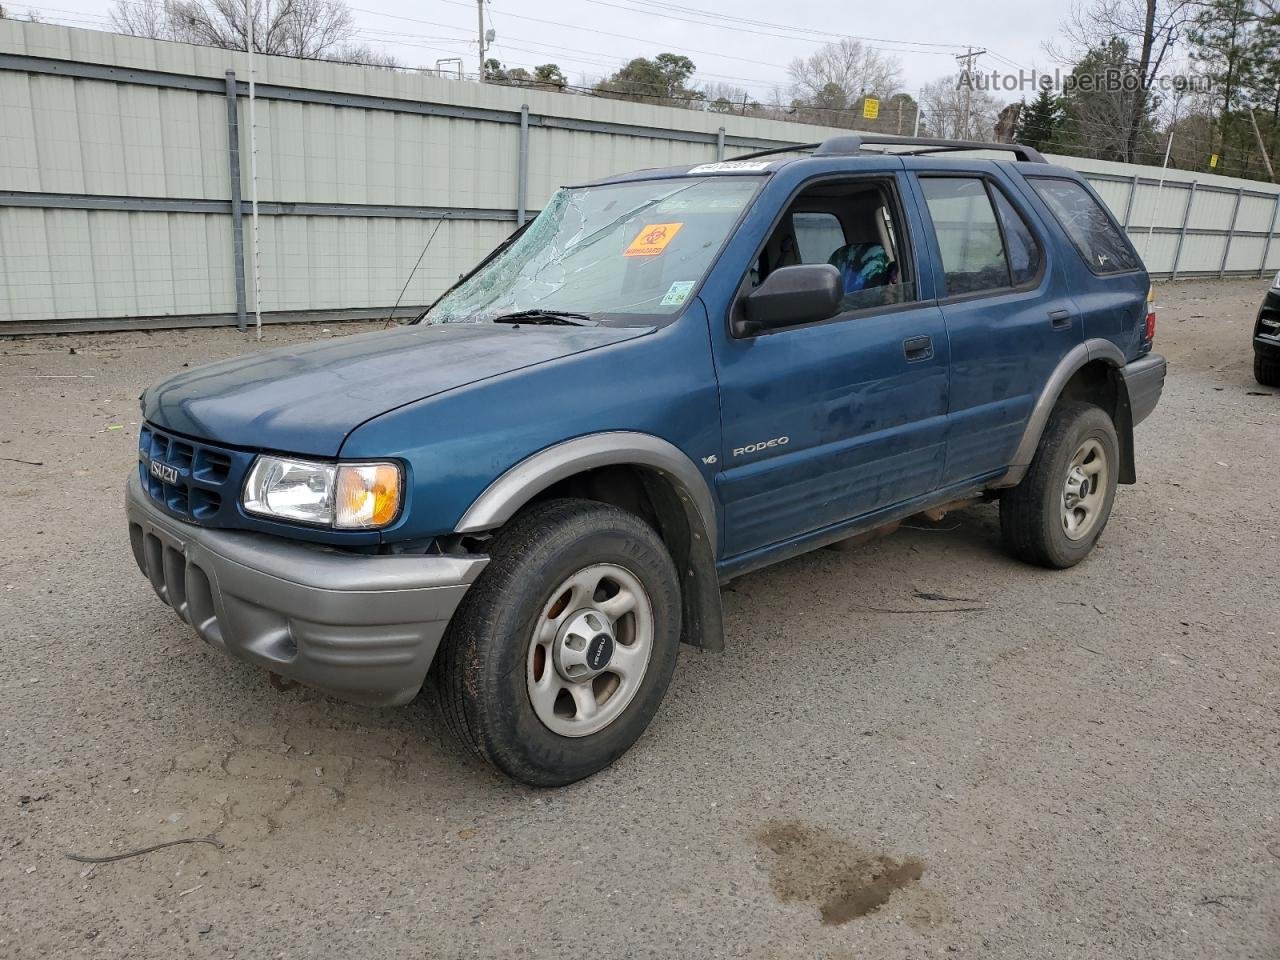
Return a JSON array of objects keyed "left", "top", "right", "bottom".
[{"left": 422, "top": 176, "right": 760, "bottom": 325}]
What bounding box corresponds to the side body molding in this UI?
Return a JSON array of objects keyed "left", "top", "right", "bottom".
[
  {"left": 455, "top": 431, "right": 725, "bottom": 651},
  {"left": 456, "top": 431, "right": 718, "bottom": 552},
  {"left": 995, "top": 338, "right": 1129, "bottom": 489}
]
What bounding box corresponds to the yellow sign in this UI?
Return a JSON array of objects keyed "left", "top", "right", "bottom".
[
  {"left": 624, "top": 222, "right": 683, "bottom": 258},
  {"left": 1210, "top": 153, "right": 1219, "bottom": 168},
  {"left": 862, "top": 97, "right": 880, "bottom": 120}
]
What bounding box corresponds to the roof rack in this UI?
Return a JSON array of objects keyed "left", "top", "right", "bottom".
[{"left": 731, "top": 134, "right": 1046, "bottom": 164}]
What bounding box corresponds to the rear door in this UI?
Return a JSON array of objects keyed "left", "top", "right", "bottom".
[
  {"left": 906, "top": 160, "right": 1081, "bottom": 486},
  {"left": 708, "top": 171, "right": 950, "bottom": 559}
]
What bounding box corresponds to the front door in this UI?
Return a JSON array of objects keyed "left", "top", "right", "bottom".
[{"left": 709, "top": 173, "right": 950, "bottom": 560}]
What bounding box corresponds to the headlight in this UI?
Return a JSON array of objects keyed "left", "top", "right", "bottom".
[{"left": 242, "top": 456, "right": 402, "bottom": 529}]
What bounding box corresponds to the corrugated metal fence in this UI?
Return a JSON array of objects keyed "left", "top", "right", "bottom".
[{"left": 2, "top": 21, "right": 1278, "bottom": 334}]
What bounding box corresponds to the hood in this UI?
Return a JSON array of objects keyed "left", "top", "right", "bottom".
[{"left": 144, "top": 322, "right": 649, "bottom": 456}]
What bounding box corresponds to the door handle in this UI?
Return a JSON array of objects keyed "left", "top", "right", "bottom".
[
  {"left": 1048, "top": 308, "right": 1073, "bottom": 329},
  {"left": 902, "top": 335, "right": 934, "bottom": 361}
]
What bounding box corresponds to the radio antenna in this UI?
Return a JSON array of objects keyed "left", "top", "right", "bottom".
[{"left": 386, "top": 217, "right": 446, "bottom": 328}]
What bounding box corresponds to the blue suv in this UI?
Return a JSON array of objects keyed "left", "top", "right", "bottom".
[{"left": 127, "top": 134, "right": 1167, "bottom": 785}]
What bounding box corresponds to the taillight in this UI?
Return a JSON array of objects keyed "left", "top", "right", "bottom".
[{"left": 1144, "top": 287, "right": 1156, "bottom": 342}]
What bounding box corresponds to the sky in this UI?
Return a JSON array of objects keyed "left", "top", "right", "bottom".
[{"left": 26, "top": 0, "right": 1071, "bottom": 99}]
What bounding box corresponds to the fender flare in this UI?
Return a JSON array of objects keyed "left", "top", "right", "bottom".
[
  {"left": 455, "top": 432, "right": 725, "bottom": 651},
  {"left": 456, "top": 431, "right": 717, "bottom": 552},
  {"left": 996, "top": 338, "right": 1131, "bottom": 489}
]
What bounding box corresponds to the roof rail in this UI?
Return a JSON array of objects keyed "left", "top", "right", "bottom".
[
  {"left": 731, "top": 134, "right": 1047, "bottom": 164},
  {"left": 729, "top": 142, "right": 821, "bottom": 162}
]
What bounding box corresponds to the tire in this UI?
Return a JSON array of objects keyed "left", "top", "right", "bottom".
[
  {"left": 1000, "top": 400, "right": 1119, "bottom": 569},
  {"left": 1255, "top": 353, "right": 1280, "bottom": 388},
  {"left": 433, "top": 498, "right": 682, "bottom": 787}
]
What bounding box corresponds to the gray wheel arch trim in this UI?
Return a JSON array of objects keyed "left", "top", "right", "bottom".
[
  {"left": 997, "top": 338, "right": 1127, "bottom": 488},
  {"left": 455, "top": 431, "right": 718, "bottom": 553}
]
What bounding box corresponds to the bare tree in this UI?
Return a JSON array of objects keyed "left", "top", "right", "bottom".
[
  {"left": 108, "top": 0, "right": 170, "bottom": 37},
  {"left": 788, "top": 38, "right": 902, "bottom": 121},
  {"left": 700, "top": 81, "right": 757, "bottom": 115},
  {"left": 1, "top": 3, "right": 45, "bottom": 19},
  {"left": 108, "top": 0, "right": 399, "bottom": 65},
  {"left": 1047, "top": 0, "right": 1194, "bottom": 162},
  {"left": 919, "top": 74, "right": 1002, "bottom": 139}
]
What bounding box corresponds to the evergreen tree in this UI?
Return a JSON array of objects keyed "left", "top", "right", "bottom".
[
  {"left": 594, "top": 54, "right": 702, "bottom": 106},
  {"left": 1017, "top": 88, "right": 1065, "bottom": 151},
  {"left": 1189, "top": 0, "right": 1259, "bottom": 172},
  {"left": 1245, "top": 10, "right": 1280, "bottom": 176}
]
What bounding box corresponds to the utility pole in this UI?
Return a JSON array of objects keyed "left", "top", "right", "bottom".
[
  {"left": 244, "top": 0, "right": 262, "bottom": 341},
  {"left": 954, "top": 47, "right": 985, "bottom": 139},
  {"left": 1249, "top": 108, "right": 1276, "bottom": 182},
  {"left": 476, "top": 0, "right": 486, "bottom": 83},
  {"left": 1143, "top": 96, "right": 1181, "bottom": 261}
]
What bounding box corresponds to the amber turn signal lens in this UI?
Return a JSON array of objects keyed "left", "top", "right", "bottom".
[{"left": 334, "top": 462, "right": 402, "bottom": 529}]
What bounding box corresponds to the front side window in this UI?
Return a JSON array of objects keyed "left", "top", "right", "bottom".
[
  {"left": 422, "top": 176, "right": 759, "bottom": 325},
  {"left": 752, "top": 180, "right": 916, "bottom": 314},
  {"left": 919, "top": 177, "right": 1010, "bottom": 297},
  {"left": 1028, "top": 176, "right": 1140, "bottom": 275}
]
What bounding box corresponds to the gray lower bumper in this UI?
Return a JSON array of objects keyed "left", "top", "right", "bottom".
[
  {"left": 126, "top": 475, "right": 487, "bottom": 706},
  {"left": 1122, "top": 352, "right": 1167, "bottom": 426}
]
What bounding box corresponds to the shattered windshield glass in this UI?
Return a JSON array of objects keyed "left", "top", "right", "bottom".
[{"left": 422, "top": 177, "right": 760, "bottom": 325}]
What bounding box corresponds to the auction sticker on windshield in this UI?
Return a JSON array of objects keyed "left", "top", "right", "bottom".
[{"left": 625, "top": 222, "right": 683, "bottom": 257}]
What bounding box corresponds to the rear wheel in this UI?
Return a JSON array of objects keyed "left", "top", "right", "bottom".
[
  {"left": 434, "top": 498, "right": 681, "bottom": 786},
  {"left": 1000, "top": 401, "right": 1119, "bottom": 569},
  {"left": 1255, "top": 352, "right": 1280, "bottom": 387}
]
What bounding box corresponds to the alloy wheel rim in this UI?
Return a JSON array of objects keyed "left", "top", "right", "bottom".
[
  {"left": 526, "top": 563, "right": 653, "bottom": 738},
  {"left": 1061, "top": 437, "right": 1108, "bottom": 541}
]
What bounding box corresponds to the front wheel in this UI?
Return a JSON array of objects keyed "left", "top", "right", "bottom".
[
  {"left": 1000, "top": 400, "right": 1119, "bottom": 569},
  {"left": 433, "top": 498, "right": 682, "bottom": 786}
]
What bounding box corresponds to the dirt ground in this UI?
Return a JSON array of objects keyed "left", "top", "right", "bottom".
[{"left": 1, "top": 278, "right": 1277, "bottom": 959}]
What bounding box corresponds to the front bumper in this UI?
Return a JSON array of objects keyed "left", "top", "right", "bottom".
[
  {"left": 1122, "top": 353, "right": 1166, "bottom": 426},
  {"left": 1255, "top": 289, "right": 1280, "bottom": 359},
  {"left": 126, "top": 475, "right": 487, "bottom": 706}
]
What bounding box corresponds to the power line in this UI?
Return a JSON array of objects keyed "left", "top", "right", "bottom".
[
  {"left": 586, "top": 0, "right": 972, "bottom": 54},
  {"left": 354, "top": 2, "right": 792, "bottom": 72}
]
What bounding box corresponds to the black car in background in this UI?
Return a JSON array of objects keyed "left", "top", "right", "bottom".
[{"left": 1257, "top": 272, "right": 1280, "bottom": 387}]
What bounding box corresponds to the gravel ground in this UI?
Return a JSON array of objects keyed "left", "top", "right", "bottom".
[{"left": 1, "top": 278, "right": 1277, "bottom": 959}]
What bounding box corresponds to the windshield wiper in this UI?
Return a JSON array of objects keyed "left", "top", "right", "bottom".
[{"left": 490, "top": 309, "right": 594, "bottom": 326}]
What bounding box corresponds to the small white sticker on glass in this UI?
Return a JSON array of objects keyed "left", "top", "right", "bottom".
[
  {"left": 686, "top": 160, "right": 774, "bottom": 174},
  {"left": 661, "top": 280, "right": 696, "bottom": 306}
]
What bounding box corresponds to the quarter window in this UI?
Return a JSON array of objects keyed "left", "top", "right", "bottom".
[{"left": 1028, "top": 177, "right": 1139, "bottom": 275}]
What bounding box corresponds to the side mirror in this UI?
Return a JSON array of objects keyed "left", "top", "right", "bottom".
[{"left": 738, "top": 264, "right": 842, "bottom": 336}]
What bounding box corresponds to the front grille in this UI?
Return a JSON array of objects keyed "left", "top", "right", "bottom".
[{"left": 138, "top": 424, "right": 251, "bottom": 526}]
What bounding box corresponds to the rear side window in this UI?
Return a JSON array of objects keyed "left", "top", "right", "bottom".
[
  {"left": 918, "top": 177, "right": 1009, "bottom": 296},
  {"left": 1028, "top": 177, "right": 1139, "bottom": 274}
]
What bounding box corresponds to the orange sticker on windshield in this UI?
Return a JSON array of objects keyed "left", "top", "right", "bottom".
[{"left": 624, "top": 222, "right": 683, "bottom": 257}]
